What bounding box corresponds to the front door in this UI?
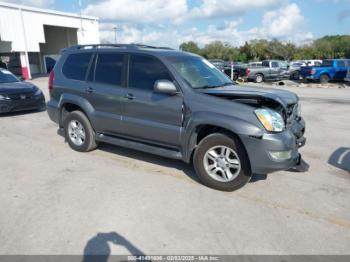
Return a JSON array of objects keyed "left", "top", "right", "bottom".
[{"left": 121, "top": 54, "right": 183, "bottom": 147}]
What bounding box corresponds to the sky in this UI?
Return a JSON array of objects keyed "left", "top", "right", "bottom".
[{"left": 2, "top": 0, "right": 350, "bottom": 48}]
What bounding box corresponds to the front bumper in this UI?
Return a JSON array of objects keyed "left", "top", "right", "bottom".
[
  {"left": 345, "top": 77, "right": 350, "bottom": 82},
  {"left": 0, "top": 94, "right": 45, "bottom": 114},
  {"left": 240, "top": 118, "right": 306, "bottom": 174}
]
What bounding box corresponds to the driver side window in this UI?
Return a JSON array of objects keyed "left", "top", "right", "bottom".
[{"left": 128, "top": 54, "right": 172, "bottom": 91}]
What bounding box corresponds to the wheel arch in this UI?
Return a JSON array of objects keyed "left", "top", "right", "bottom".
[
  {"left": 58, "top": 94, "right": 95, "bottom": 128},
  {"left": 183, "top": 113, "right": 262, "bottom": 164}
]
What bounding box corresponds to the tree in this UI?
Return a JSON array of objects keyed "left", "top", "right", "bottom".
[
  {"left": 178, "top": 34, "right": 350, "bottom": 63},
  {"left": 179, "top": 41, "right": 200, "bottom": 54}
]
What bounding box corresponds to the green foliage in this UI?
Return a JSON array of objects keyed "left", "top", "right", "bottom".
[{"left": 179, "top": 35, "right": 350, "bottom": 62}]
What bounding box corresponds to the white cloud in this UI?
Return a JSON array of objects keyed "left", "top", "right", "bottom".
[
  {"left": 83, "top": 0, "right": 188, "bottom": 24},
  {"left": 190, "top": 0, "right": 281, "bottom": 19},
  {"left": 1, "top": 0, "right": 54, "bottom": 8},
  {"left": 260, "top": 3, "right": 304, "bottom": 38},
  {"left": 95, "top": 2, "right": 313, "bottom": 48}
]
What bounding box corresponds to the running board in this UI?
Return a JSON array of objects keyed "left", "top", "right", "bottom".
[{"left": 96, "top": 133, "right": 183, "bottom": 160}]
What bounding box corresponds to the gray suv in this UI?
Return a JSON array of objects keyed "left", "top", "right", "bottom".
[{"left": 47, "top": 44, "right": 306, "bottom": 191}]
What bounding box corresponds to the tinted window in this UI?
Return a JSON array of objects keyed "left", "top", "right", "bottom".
[
  {"left": 262, "top": 61, "right": 270, "bottom": 67},
  {"left": 322, "top": 60, "right": 333, "bottom": 67},
  {"left": 95, "top": 53, "right": 124, "bottom": 85},
  {"left": 129, "top": 55, "right": 172, "bottom": 90},
  {"left": 337, "top": 61, "right": 346, "bottom": 67},
  {"left": 62, "top": 53, "right": 92, "bottom": 81},
  {"left": 272, "top": 62, "right": 279, "bottom": 68}
]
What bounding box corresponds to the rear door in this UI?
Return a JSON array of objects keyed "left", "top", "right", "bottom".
[
  {"left": 84, "top": 51, "right": 126, "bottom": 134},
  {"left": 121, "top": 54, "right": 183, "bottom": 147}
]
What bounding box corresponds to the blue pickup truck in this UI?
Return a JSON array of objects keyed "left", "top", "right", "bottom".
[{"left": 301, "top": 59, "right": 350, "bottom": 83}]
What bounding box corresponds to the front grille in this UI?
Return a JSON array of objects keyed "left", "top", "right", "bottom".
[{"left": 7, "top": 93, "right": 33, "bottom": 100}]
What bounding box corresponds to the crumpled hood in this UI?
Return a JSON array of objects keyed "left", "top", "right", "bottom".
[
  {"left": 0, "top": 81, "right": 38, "bottom": 95},
  {"left": 198, "top": 84, "right": 299, "bottom": 108}
]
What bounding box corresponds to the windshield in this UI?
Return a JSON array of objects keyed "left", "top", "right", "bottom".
[
  {"left": 166, "top": 56, "right": 233, "bottom": 89},
  {"left": 0, "top": 69, "right": 19, "bottom": 83}
]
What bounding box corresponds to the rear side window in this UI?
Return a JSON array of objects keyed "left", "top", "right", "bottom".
[
  {"left": 129, "top": 54, "right": 172, "bottom": 90},
  {"left": 95, "top": 53, "right": 124, "bottom": 86},
  {"left": 62, "top": 53, "right": 92, "bottom": 81},
  {"left": 337, "top": 61, "right": 346, "bottom": 67}
]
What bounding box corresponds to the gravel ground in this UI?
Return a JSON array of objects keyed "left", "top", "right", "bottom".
[{"left": 0, "top": 77, "right": 349, "bottom": 256}]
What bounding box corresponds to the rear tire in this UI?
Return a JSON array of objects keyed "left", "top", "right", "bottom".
[
  {"left": 193, "top": 133, "right": 252, "bottom": 191},
  {"left": 63, "top": 110, "right": 98, "bottom": 152},
  {"left": 254, "top": 74, "right": 264, "bottom": 83},
  {"left": 320, "top": 74, "right": 329, "bottom": 84}
]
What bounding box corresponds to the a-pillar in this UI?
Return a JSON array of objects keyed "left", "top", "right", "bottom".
[{"left": 20, "top": 52, "right": 31, "bottom": 80}]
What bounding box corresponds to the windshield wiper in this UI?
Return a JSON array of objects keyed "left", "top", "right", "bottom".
[{"left": 198, "top": 82, "right": 233, "bottom": 89}]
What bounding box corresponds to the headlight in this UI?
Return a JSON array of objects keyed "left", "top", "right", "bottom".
[
  {"left": 0, "top": 94, "right": 10, "bottom": 100},
  {"left": 297, "top": 102, "right": 301, "bottom": 117},
  {"left": 255, "top": 108, "right": 285, "bottom": 132},
  {"left": 35, "top": 89, "right": 42, "bottom": 96}
]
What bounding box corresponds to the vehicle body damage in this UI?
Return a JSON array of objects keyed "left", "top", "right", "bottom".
[{"left": 198, "top": 85, "right": 307, "bottom": 166}]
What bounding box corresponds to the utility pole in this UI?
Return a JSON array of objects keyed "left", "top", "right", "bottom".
[{"left": 113, "top": 26, "right": 117, "bottom": 44}]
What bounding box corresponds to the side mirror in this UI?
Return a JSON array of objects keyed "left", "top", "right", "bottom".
[
  {"left": 19, "top": 76, "right": 25, "bottom": 81},
  {"left": 154, "top": 80, "right": 178, "bottom": 95}
]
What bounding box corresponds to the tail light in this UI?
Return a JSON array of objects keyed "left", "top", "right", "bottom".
[
  {"left": 246, "top": 68, "right": 251, "bottom": 76},
  {"left": 48, "top": 70, "right": 55, "bottom": 91}
]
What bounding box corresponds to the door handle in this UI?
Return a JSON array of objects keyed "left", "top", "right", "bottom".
[
  {"left": 86, "top": 87, "right": 94, "bottom": 93},
  {"left": 125, "top": 93, "right": 135, "bottom": 100}
]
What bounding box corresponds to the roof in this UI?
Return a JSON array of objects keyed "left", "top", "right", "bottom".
[
  {"left": 61, "top": 44, "right": 200, "bottom": 58},
  {"left": 0, "top": 1, "right": 98, "bottom": 21}
]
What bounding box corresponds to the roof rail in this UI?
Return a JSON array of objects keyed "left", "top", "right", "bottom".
[{"left": 67, "top": 44, "right": 174, "bottom": 51}]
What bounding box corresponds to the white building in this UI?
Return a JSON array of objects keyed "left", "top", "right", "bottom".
[{"left": 0, "top": 1, "right": 99, "bottom": 79}]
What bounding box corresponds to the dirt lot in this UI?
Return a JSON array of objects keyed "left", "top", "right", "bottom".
[{"left": 0, "top": 77, "right": 350, "bottom": 255}]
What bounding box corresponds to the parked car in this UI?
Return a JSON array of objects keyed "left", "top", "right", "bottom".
[
  {"left": 239, "top": 60, "right": 290, "bottom": 83},
  {"left": 209, "top": 59, "right": 226, "bottom": 72},
  {"left": 300, "top": 59, "right": 350, "bottom": 83},
  {"left": 0, "top": 68, "right": 45, "bottom": 114},
  {"left": 47, "top": 44, "right": 306, "bottom": 192},
  {"left": 305, "top": 60, "right": 322, "bottom": 67}
]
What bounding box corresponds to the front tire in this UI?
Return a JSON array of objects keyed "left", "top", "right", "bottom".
[
  {"left": 63, "top": 110, "right": 98, "bottom": 152},
  {"left": 193, "top": 133, "right": 252, "bottom": 191}
]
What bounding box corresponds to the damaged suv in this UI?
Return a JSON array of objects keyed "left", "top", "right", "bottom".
[{"left": 47, "top": 44, "right": 306, "bottom": 191}]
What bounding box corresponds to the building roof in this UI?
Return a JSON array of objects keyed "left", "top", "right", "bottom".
[{"left": 0, "top": 1, "right": 98, "bottom": 21}]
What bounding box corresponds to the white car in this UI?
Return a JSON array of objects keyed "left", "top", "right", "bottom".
[{"left": 345, "top": 67, "right": 350, "bottom": 82}]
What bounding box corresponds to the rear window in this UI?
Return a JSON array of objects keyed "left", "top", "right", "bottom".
[
  {"left": 321, "top": 60, "right": 333, "bottom": 67},
  {"left": 62, "top": 53, "right": 92, "bottom": 81}
]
